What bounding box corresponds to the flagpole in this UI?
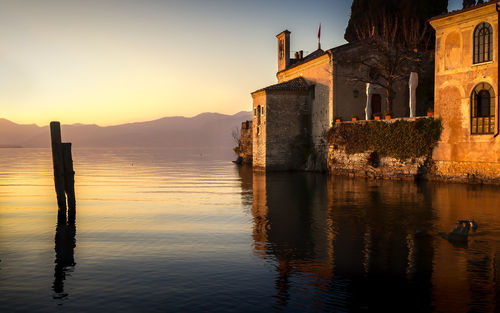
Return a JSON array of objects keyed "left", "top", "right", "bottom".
[{"left": 317, "top": 23, "right": 321, "bottom": 50}]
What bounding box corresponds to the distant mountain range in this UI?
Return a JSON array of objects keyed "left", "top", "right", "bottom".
[{"left": 0, "top": 111, "right": 252, "bottom": 148}]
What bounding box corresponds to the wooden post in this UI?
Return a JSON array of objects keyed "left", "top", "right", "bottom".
[
  {"left": 50, "top": 122, "right": 76, "bottom": 217},
  {"left": 50, "top": 122, "right": 66, "bottom": 211}
]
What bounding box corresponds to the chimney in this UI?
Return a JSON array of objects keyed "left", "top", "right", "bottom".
[
  {"left": 295, "top": 51, "right": 299, "bottom": 59},
  {"left": 299, "top": 50, "right": 304, "bottom": 59}
]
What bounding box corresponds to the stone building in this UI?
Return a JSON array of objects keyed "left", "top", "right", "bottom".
[
  {"left": 236, "top": 120, "right": 253, "bottom": 165},
  {"left": 430, "top": 1, "right": 500, "bottom": 182},
  {"left": 251, "top": 76, "right": 313, "bottom": 171},
  {"left": 251, "top": 30, "right": 414, "bottom": 171}
]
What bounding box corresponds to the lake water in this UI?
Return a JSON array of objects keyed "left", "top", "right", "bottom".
[{"left": 1, "top": 148, "right": 500, "bottom": 313}]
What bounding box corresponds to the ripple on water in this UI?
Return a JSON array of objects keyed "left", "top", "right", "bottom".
[{"left": 1, "top": 148, "right": 500, "bottom": 312}]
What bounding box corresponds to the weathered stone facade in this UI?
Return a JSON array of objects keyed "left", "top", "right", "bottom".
[
  {"left": 252, "top": 90, "right": 267, "bottom": 169},
  {"left": 276, "top": 50, "right": 331, "bottom": 155},
  {"left": 237, "top": 120, "right": 253, "bottom": 165},
  {"left": 429, "top": 159, "right": 500, "bottom": 184},
  {"left": 252, "top": 78, "right": 311, "bottom": 171},
  {"left": 328, "top": 146, "right": 429, "bottom": 181},
  {"left": 430, "top": 2, "right": 500, "bottom": 183}
]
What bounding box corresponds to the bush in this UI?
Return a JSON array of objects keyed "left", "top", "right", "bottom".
[{"left": 326, "top": 118, "right": 442, "bottom": 160}]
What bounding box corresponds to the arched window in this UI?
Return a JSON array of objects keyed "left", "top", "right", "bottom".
[
  {"left": 471, "top": 83, "right": 495, "bottom": 134},
  {"left": 473, "top": 22, "right": 493, "bottom": 64}
]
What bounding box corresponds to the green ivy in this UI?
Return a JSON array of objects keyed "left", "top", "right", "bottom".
[{"left": 327, "top": 118, "right": 442, "bottom": 160}]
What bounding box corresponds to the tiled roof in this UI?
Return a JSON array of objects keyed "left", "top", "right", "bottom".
[
  {"left": 327, "top": 41, "right": 360, "bottom": 54},
  {"left": 278, "top": 49, "right": 326, "bottom": 73},
  {"left": 429, "top": 0, "right": 499, "bottom": 22},
  {"left": 278, "top": 42, "right": 360, "bottom": 74},
  {"left": 252, "top": 77, "right": 310, "bottom": 94},
  {"left": 283, "top": 49, "right": 326, "bottom": 72},
  {"left": 252, "top": 42, "right": 362, "bottom": 95}
]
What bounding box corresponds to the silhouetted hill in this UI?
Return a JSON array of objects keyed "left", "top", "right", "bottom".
[{"left": 0, "top": 112, "right": 252, "bottom": 148}]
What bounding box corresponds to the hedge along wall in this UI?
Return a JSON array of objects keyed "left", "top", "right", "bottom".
[{"left": 327, "top": 118, "right": 443, "bottom": 160}]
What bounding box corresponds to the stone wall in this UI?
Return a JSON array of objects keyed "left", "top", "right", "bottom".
[
  {"left": 328, "top": 147, "right": 428, "bottom": 181},
  {"left": 327, "top": 119, "right": 500, "bottom": 184},
  {"left": 265, "top": 91, "right": 310, "bottom": 171},
  {"left": 252, "top": 91, "right": 267, "bottom": 169},
  {"left": 251, "top": 89, "right": 311, "bottom": 171},
  {"left": 429, "top": 160, "right": 500, "bottom": 184},
  {"left": 237, "top": 120, "right": 253, "bottom": 165},
  {"left": 277, "top": 54, "right": 331, "bottom": 153}
]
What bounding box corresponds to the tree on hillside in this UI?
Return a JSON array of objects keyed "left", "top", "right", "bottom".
[
  {"left": 463, "top": 0, "right": 476, "bottom": 9},
  {"left": 342, "top": 8, "right": 434, "bottom": 113},
  {"left": 344, "top": 0, "right": 448, "bottom": 44},
  {"left": 342, "top": 0, "right": 444, "bottom": 113},
  {"left": 232, "top": 126, "right": 241, "bottom": 150}
]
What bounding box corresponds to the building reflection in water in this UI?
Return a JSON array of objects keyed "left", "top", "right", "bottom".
[
  {"left": 251, "top": 172, "right": 339, "bottom": 311},
  {"left": 52, "top": 207, "right": 76, "bottom": 299},
  {"left": 244, "top": 170, "right": 500, "bottom": 312},
  {"left": 236, "top": 165, "right": 253, "bottom": 210}
]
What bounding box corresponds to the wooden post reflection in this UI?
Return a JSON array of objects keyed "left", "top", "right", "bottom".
[
  {"left": 53, "top": 208, "right": 76, "bottom": 299},
  {"left": 62, "top": 143, "right": 76, "bottom": 222}
]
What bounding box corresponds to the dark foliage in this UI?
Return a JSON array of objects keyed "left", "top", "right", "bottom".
[
  {"left": 463, "top": 0, "right": 477, "bottom": 9},
  {"left": 342, "top": 1, "right": 445, "bottom": 113},
  {"left": 327, "top": 118, "right": 443, "bottom": 160},
  {"left": 344, "top": 0, "right": 448, "bottom": 44}
]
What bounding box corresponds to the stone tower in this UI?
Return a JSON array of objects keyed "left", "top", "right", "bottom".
[{"left": 276, "top": 30, "right": 290, "bottom": 72}]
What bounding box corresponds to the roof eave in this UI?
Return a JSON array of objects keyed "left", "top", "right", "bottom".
[
  {"left": 276, "top": 30, "right": 291, "bottom": 37},
  {"left": 429, "top": 1, "right": 499, "bottom": 24},
  {"left": 276, "top": 50, "right": 327, "bottom": 75}
]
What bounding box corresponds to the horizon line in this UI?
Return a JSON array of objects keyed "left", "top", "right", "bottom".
[{"left": 1, "top": 110, "right": 252, "bottom": 128}]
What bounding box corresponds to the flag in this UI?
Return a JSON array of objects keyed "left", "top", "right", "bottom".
[{"left": 318, "top": 23, "right": 321, "bottom": 41}]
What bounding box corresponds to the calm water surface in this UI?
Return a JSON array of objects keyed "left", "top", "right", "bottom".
[{"left": 1, "top": 148, "right": 500, "bottom": 312}]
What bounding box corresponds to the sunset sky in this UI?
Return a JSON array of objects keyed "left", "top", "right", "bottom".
[{"left": 1, "top": 0, "right": 461, "bottom": 126}]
